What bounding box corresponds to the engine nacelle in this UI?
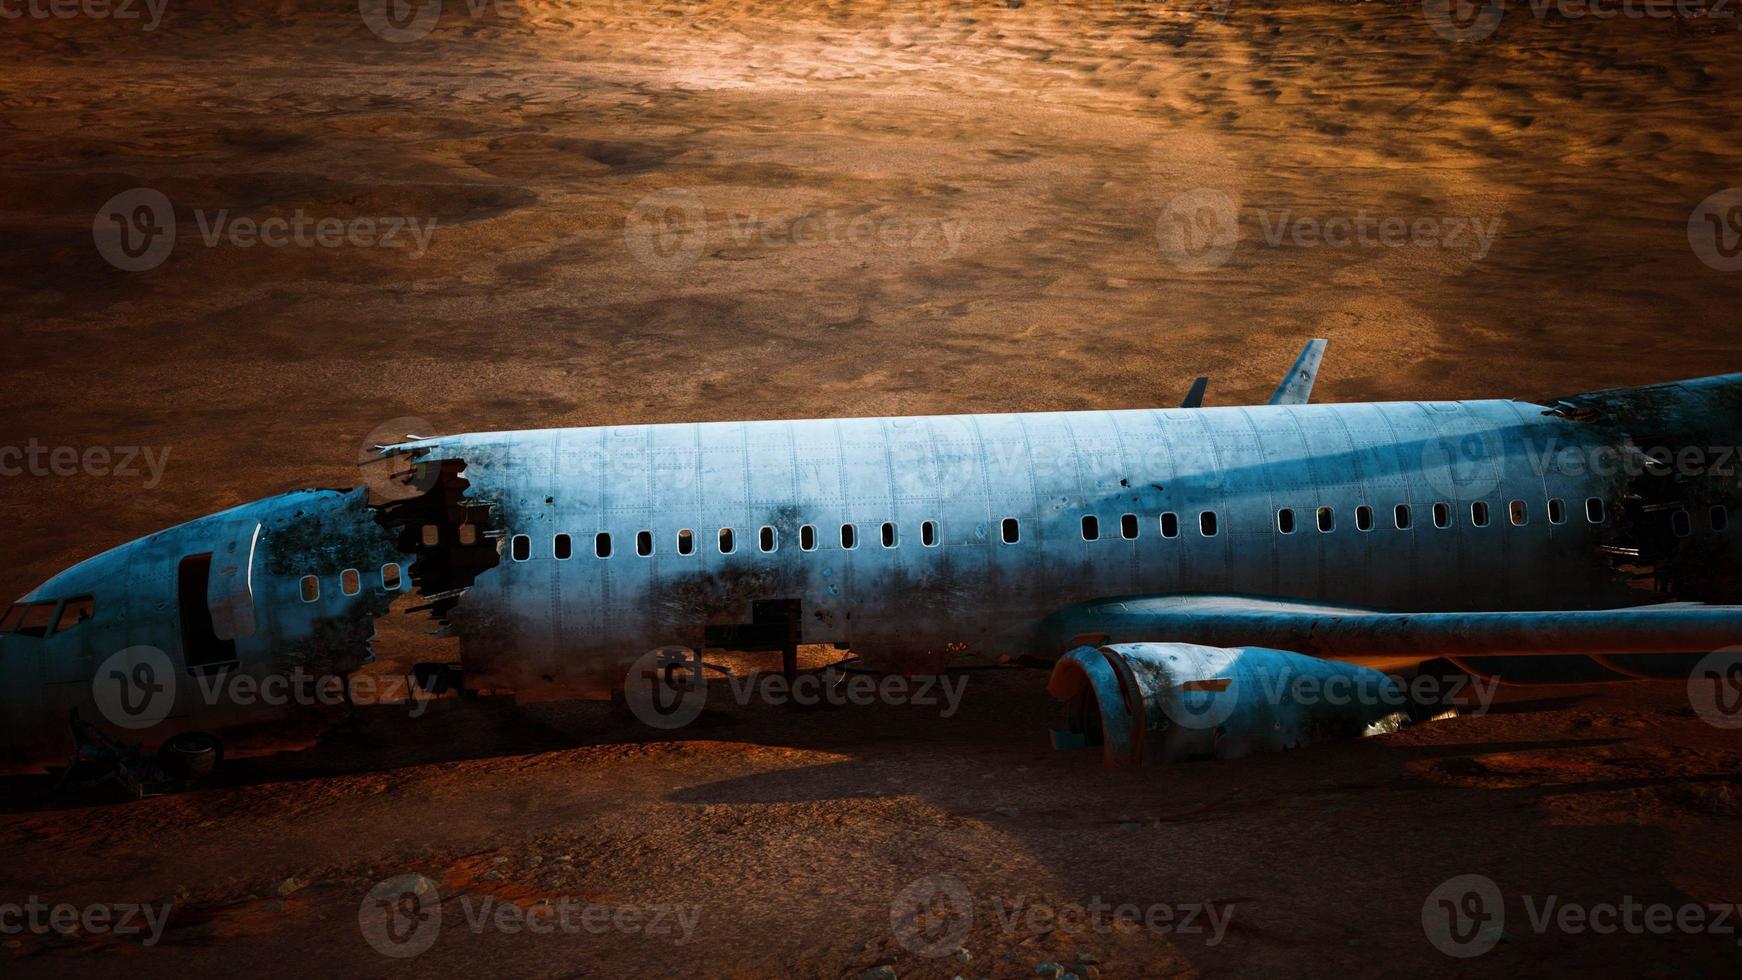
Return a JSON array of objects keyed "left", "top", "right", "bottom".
[{"left": 1048, "top": 642, "right": 1408, "bottom": 766}]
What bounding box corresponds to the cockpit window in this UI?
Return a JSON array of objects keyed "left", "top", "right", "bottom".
[
  {"left": 0, "top": 604, "right": 23, "bottom": 634},
  {"left": 15, "top": 601, "right": 59, "bottom": 638},
  {"left": 53, "top": 597, "right": 94, "bottom": 634}
]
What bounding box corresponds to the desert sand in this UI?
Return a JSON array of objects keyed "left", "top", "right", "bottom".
[{"left": 3, "top": 0, "right": 1741, "bottom": 975}]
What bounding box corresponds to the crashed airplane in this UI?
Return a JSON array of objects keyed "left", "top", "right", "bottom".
[{"left": 4, "top": 341, "right": 1740, "bottom": 777}]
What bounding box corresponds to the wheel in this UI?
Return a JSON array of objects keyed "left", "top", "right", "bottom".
[{"left": 158, "top": 732, "right": 223, "bottom": 780}]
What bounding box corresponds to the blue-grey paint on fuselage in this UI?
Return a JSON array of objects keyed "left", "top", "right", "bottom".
[{"left": 414, "top": 395, "right": 1685, "bottom": 692}]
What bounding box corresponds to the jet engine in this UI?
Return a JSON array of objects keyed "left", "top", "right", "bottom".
[{"left": 1048, "top": 643, "right": 1409, "bottom": 765}]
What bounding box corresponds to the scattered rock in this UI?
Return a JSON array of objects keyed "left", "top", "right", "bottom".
[
  {"left": 862, "top": 967, "right": 897, "bottom": 980},
  {"left": 275, "top": 875, "right": 309, "bottom": 897},
  {"left": 1036, "top": 963, "right": 1065, "bottom": 978}
]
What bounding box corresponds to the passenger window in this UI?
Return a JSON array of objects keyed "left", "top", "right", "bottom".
[
  {"left": 382, "top": 563, "right": 403, "bottom": 590},
  {"left": 800, "top": 524, "right": 817, "bottom": 551},
  {"left": 511, "top": 534, "right": 531, "bottom": 561},
  {"left": 1509, "top": 500, "right": 1528, "bottom": 526},
  {"left": 1395, "top": 504, "right": 1412, "bottom": 530},
  {"left": 1160, "top": 512, "right": 1180, "bottom": 538},
  {"left": 53, "top": 596, "right": 94, "bottom": 634},
  {"left": 1277, "top": 508, "right": 1296, "bottom": 534},
  {"left": 1317, "top": 507, "right": 1335, "bottom": 533},
  {"left": 341, "top": 569, "right": 362, "bottom": 595},
  {"left": 1712, "top": 505, "right": 1730, "bottom": 533},
  {"left": 595, "top": 532, "right": 613, "bottom": 558},
  {"left": 677, "top": 529, "right": 695, "bottom": 555},
  {"left": 1471, "top": 501, "right": 1490, "bottom": 527},
  {"left": 1120, "top": 514, "right": 1138, "bottom": 540},
  {"left": 1433, "top": 502, "right": 1451, "bottom": 529},
  {"left": 1081, "top": 515, "right": 1099, "bottom": 541},
  {"left": 16, "top": 601, "right": 57, "bottom": 637},
  {"left": 880, "top": 522, "right": 896, "bottom": 548},
  {"left": 1200, "top": 511, "right": 1218, "bottom": 537},
  {"left": 761, "top": 526, "right": 778, "bottom": 552},
  {"left": 637, "top": 530, "right": 654, "bottom": 556},
  {"left": 0, "top": 604, "right": 24, "bottom": 634},
  {"left": 922, "top": 520, "right": 939, "bottom": 547},
  {"left": 300, "top": 575, "right": 320, "bottom": 602},
  {"left": 1001, "top": 517, "right": 1021, "bottom": 544},
  {"left": 458, "top": 523, "right": 478, "bottom": 546},
  {"left": 1548, "top": 498, "right": 1566, "bottom": 525},
  {"left": 1585, "top": 497, "right": 1606, "bottom": 524},
  {"left": 840, "top": 524, "right": 857, "bottom": 549},
  {"left": 554, "top": 533, "right": 573, "bottom": 560},
  {"left": 1673, "top": 509, "right": 1693, "bottom": 538},
  {"left": 421, "top": 524, "right": 441, "bottom": 547},
  {"left": 719, "top": 528, "right": 737, "bottom": 554},
  {"left": 1356, "top": 506, "right": 1373, "bottom": 532}
]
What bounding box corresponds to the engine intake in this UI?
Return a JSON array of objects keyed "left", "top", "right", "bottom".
[{"left": 1048, "top": 642, "right": 1408, "bottom": 765}]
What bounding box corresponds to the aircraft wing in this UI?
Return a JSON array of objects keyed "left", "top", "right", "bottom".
[
  {"left": 1041, "top": 595, "right": 1742, "bottom": 766},
  {"left": 1044, "top": 594, "right": 1742, "bottom": 668}
]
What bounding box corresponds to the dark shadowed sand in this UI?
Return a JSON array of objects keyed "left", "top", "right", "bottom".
[{"left": 2, "top": 0, "right": 1741, "bottom": 976}]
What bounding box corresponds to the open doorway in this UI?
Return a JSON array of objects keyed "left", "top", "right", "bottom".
[{"left": 178, "top": 553, "right": 237, "bottom": 672}]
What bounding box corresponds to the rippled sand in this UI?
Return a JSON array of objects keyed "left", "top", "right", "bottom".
[{"left": 5, "top": 0, "right": 1741, "bottom": 589}]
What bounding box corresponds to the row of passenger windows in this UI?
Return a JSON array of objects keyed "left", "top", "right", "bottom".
[
  {"left": 511, "top": 520, "right": 950, "bottom": 562},
  {"left": 298, "top": 562, "right": 403, "bottom": 603},
  {"left": 0, "top": 596, "right": 95, "bottom": 639},
  {"left": 504, "top": 497, "right": 1732, "bottom": 562}
]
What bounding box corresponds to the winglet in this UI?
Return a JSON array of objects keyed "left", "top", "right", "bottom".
[
  {"left": 1268, "top": 339, "right": 1327, "bottom": 406},
  {"left": 1180, "top": 376, "right": 1209, "bottom": 409}
]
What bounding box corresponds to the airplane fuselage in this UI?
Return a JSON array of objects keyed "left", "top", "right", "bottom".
[{"left": 4, "top": 372, "right": 1740, "bottom": 761}]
